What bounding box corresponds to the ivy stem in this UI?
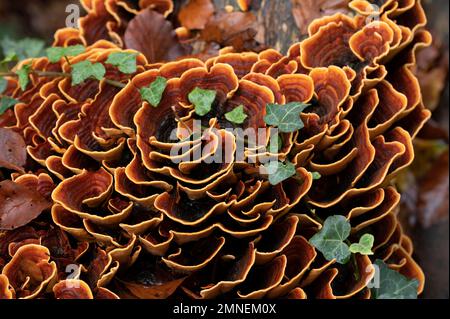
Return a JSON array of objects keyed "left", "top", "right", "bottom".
[
  {"left": 0, "top": 71, "right": 16, "bottom": 77},
  {"left": 0, "top": 70, "right": 126, "bottom": 89},
  {"left": 103, "top": 79, "right": 127, "bottom": 89},
  {"left": 307, "top": 204, "right": 324, "bottom": 224},
  {"left": 171, "top": 105, "right": 193, "bottom": 136},
  {"left": 63, "top": 55, "right": 72, "bottom": 66},
  {"left": 351, "top": 253, "right": 360, "bottom": 281}
]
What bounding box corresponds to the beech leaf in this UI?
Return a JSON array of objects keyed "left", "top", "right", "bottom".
[
  {"left": 225, "top": 105, "right": 248, "bottom": 124},
  {"left": 349, "top": 234, "right": 374, "bottom": 255},
  {"left": 124, "top": 9, "right": 191, "bottom": 63},
  {"left": 264, "top": 161, "right": 297, "bottom": 185},
  {"left": 372, "top": 260, "right": 419, "bottom": 299},
  {"left": 46, "top": 45, "right": 86, "bottom": 63},
  {"left": 291, "top": 0, "right": 351, "bottom": 35},
  {"left": 105, "top": 52, "right": 138, "bottom": 74},
  {"left": 140, "top": 76, "right": 168, "bottom": 107},
  {"left": 309, "top": 215, "right": 352, "bottom": 264},
  {"left": 0, "top": 127, "right": 27, "bottom": 171},
  {"left": 189, "top": 87, "right": 216, "bottom": 116},
  {"left": 264, "top": 102, "right": 309, "bottom": 133},
  {"left": 179, "top": 0, "right": 215, "bottom": 30},
  {"left": 71, "top": 61, "right": 106, "bottom": 86},
  {"left": 0, "top": 180, "right": 51, "bottom": 230}
]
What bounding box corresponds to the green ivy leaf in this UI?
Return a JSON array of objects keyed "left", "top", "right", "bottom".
[
  {"left": 46, "top": 45, "right": 86, "bottom": 63},
  {"left": 16, "top": 64, "right": 31, "bottom": 91},
  {"left": 349, "top": 234, "right": 374, "bottom": 255},
  {"left": 225, "top": 105, "right": 247, "bottom": 124},
  {"left": 105, "top": 52, "right": 138, "bottom": 74},
  {"left": 140, "top": 76, "right": 168, "bottom": 107},
  {"left": 0, "top": 53, "right": 18, "bottom": 72},
  {"left": 1, "top": 37, "right": 45, "bottom": 61},
  {"left": 71, "top": 61, "right": 106, "bottom": 86},
  {"left": 189, "top": 87, "right": 216, "bottom": 116},
  {"left": 309, "top": 215, "right": 352, "bottom": 264},
  {"left": 264, "top": 102, "right": 309, "bottom": 133},
  {"left": 0, "top": 96, "right": 19, "bottom": 115},
  {"left": 268, "top": 134, "right": 283, "bottom": 153},
  {"left": 311, "top": 171, "right": 322, "bottom": 180},
  {"left": 372, "top": 260, "right": 419, "bottom": 299},
  {"left": 0, "top": 77, "right": 7, "bottom": 94},
  {"left": 264, "top": 161, "right": 297, "bottom": 185}
]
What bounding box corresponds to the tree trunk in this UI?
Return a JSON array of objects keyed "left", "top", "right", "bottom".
[{"left": 212, "top": 0, "right": 299, "bottom": 53}]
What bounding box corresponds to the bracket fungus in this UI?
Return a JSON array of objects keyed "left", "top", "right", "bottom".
[{"left": 0, "top": 0, "right": 434, "bottom": 299}]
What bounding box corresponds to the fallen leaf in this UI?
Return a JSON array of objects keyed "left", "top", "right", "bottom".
[
  {"left": 187, "top": 41, "right": 221, "bottom": 61},
  {"left": 414, "top": 38, "right": 449, "bottom": 112},
  {"left": 417, "top": 149, "right": 449, "bottom": 228},
  {"left": 124, "top": 9, "right": 191, "bottom": 63},
  {"left": 398, "top": 139, "right": 449, "bottom": 229},
  {"left": 0, "top": 180, "right": 52, "bottom": 230},
  {"left": 178, "top": 0, "right": 215, "bottom": 30},
  {"left": 290, "top": 0, "right": 351, "bottom": 35},
  {"left": 418, "top": 119, "right": 449, "bottom": 142},
  {"left": 201, "top": 11, "right": 264, "bottom": 52},
  {"left": 0, "top": 128, "right": 27, "bottom": 172},
  {"left": 0, "top": 226, "right": 39, "bottom": 259}
]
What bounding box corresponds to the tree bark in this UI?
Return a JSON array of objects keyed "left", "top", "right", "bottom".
[{"left": 212, "top": 0, "right": 300, "bottom": 53}]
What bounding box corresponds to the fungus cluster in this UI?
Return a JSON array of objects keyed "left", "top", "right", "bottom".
[{"left": 0, "top": 0, "right": 430, "bottom": 299}]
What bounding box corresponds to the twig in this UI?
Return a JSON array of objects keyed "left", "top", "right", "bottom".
[{"left": 0, "top": 70, "right": 127, "bottom": 89}]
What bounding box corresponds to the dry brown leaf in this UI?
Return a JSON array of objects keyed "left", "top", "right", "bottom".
[
  {"left": 415, "top": 39, "right": 449, "bottom": 112},
  {"left": 124, "top": 8, "right": 191, "bottom": 63},
  {"left": 290, "top": 0, "right": 351, "bottom": 35},
  {"left": 201, "top": 10, "right": 264, "bottom": 52},
  {"left": 398, "top": 136, "right": 449, "bottom": 229},
  {"left": 0, "top": 180, "right": 52, "bottom": 230},
  {"left": 417, "top": 149, "right": 449, "bottom": 227},
  {"left": 178, "top": 0, "right": 215, "bottom": 30},
  {"left": 0, "top": 128, "right": 27, "bottom": 172}
]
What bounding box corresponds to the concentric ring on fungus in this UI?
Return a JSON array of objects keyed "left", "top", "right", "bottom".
[{"left": 0, "top": 0, "right": 433, "bottom": 299}]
